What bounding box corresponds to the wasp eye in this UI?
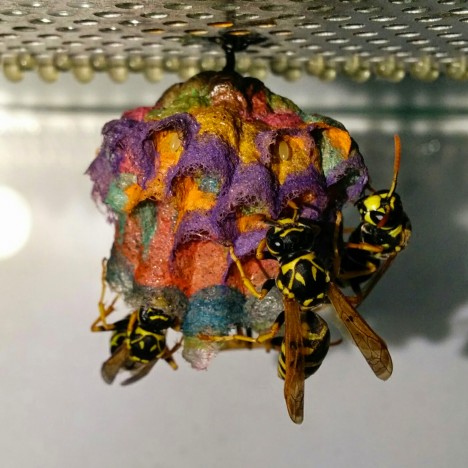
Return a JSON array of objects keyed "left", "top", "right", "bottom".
[
  {"left": 370, "top": 211, "right": 385, "bottom": 225},
  {"left": 268, "top": 237, "right": 283, "bottom": 253}
]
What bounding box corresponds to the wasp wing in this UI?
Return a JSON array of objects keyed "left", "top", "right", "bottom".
[
  {"left": 121, "top": 360, "right": 158, "bottom": 386},
  {"left": 328, "top": 282, "right": 393, "bottom": 381},
  {"left": 283, "top": 297, "right": 305, "bottom": 424},
  {"left": 101, "top": 344, "right": 129, "bottom": 384}
]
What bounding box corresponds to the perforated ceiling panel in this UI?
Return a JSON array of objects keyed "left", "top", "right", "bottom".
[{"left": 1, "top": 0, "right": 467, "bottom": 83}]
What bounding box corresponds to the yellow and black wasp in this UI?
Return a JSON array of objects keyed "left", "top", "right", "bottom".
[
  {"left": 95, "top": 307, "right": 181, "bottom": 385},
  {"left": 91, "top": 260, "right": 181, "bottom": 385},
  {"left": 226, "top": 210, "right": 392, "bottom": 424},
  {"left": 340, "top": 135, "right": 412, "bottom": 304}
]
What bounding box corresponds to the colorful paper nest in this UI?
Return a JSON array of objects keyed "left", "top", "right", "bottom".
[{"left": 87, "top": 70, "right": 368, "bottom": 369}]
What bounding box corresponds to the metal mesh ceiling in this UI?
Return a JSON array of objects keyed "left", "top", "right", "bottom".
[{"left": 1, "top": 0, "right": 467, "bottom": 83}]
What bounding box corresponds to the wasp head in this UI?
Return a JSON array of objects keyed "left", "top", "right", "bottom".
[
  {"left": 266, "top": 220, "right": 321, "bottom": 260},
  {"left": 137, "top": 307, "right": 174, "bottom": 332},
  {"left": 357, "top": 190, "right": 404, "bottom": 230}
]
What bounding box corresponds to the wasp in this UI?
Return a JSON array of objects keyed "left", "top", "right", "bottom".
[
  {"left": 94, "top": 307, "right": 181, "bottom": 385},
  {"left": 91, "top": 259, "right": 181, "bottom": 385},
  {"left": 227, "top": 209, "right": 392, "bottom": 424},
  {"left": 340, "top": 134, "right": 411, "bottom": 304}
]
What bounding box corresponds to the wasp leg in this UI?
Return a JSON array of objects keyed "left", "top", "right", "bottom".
[
  {"left": 91, "top": 295, "right": 120, "bottom": 332},
  {"left": 222, "top": 326, "right": 278, "bottom": 352},
  {"left": 257, "top": 310, "right": 285, "bottom": 343},
  {"left": 162, "top": 339, "right": 183, "bottom": 370},
  {"left": 338, "top": 260, "right": 379, "bottom": 300},
  {"left": 332, "top": 211, "right": 344, "bottom": 279},
  {"left": 255, "top": 238, "right": 267, "bottom": 260},
  {"left": 330, "top": 337, "right": 343, "bottom": 346},
  {"left": 204, "top": 327, "right": 275, "bottom": 352},
  {"left": 171, "top": 317, "right": 182, "bottom": 332},
  {"left": 350, "top": 254, "right": 397, "bottom": 306},
  {"left": 236, "top": 326, "right": 253, "bottom": 350},
  {"left": 334, "top": 213, "right": 384, "bottom": 306},
  {"left": 199, "top": 310, "right": 284, "bottom": 347},
  {"left": 125, "top": 310, "right": 138, "bottom": 334},
  {"left": 338, "top": 263, "right": 379, "bottom": 282},
  {"left": 258, "top": 278, "right": 275, "bottom": 297},
  {"left": 229, "top": 247, "right": 268, "bottom": 300},
  {"left": 219, "top": 339, "right": 277, "bottom": 352},
  {"left": 286, "top": 200, "right": 300, "bottom": 222},
  {"left": 91, "top": 258, "right": 120, "bottom": 332},
  {"left": 345, "top": 242, "right": 385, "bottom": 254},
  {"left": 198, "top": 333, "right": 257, "bottom": 344},
  {"left": 164, "top": 356, "right": 179, "bottom": 370}
]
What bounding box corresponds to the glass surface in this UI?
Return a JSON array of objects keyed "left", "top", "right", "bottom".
[{"left": 0, "top": 73, "right": 467, "bottom": 468}]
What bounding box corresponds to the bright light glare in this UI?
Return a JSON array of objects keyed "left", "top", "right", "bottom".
[{"left": 0, "top": 185, "right": 32, "bottom": 260}]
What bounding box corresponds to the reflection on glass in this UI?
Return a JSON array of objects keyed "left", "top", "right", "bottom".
[{"left": 0, "top": 185, "right": 32, "bottom": 260}]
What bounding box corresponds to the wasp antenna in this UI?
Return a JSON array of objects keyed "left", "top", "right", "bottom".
[{"left": 388, "top": 134, "right": 401, "bottom": 197}]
